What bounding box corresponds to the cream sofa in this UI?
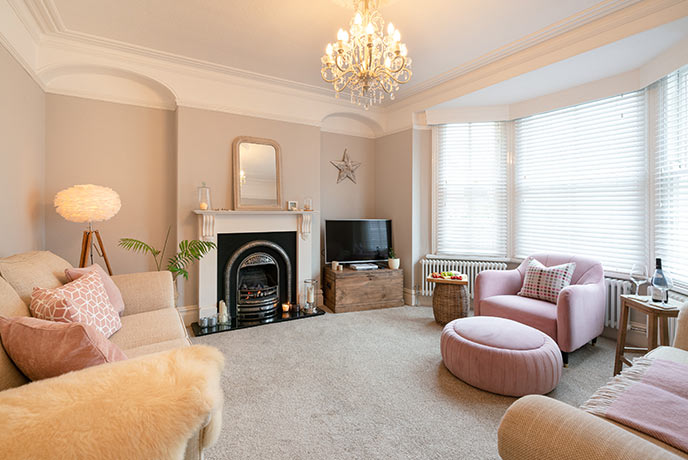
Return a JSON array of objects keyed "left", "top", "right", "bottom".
[
  {"left": 0, "top": 251, "right": 219, "bottom": 460},
  {"left": 498, "top": 303, "right": 688, "bottom": 460}
]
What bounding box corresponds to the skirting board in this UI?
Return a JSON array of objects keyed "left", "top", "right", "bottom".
[{"left": 177, "top": 305, "right": 199, "bottom": 327}]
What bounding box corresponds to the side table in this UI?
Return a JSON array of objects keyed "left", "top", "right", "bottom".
[
  {"left": 613, "top": 294, "right": 680, "bottom": 375},
  {"left": 427, "top": 276, "right": 469, "bottom": 325}
]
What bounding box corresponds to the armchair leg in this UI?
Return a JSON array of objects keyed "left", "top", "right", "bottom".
[
  {"left": 562, "top": 351, "right": 569, "bottom": 368},
  {"left": 591, "top": 337, "right": 597, "bottom": 347}
]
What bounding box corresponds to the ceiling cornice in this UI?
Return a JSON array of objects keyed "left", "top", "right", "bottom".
[
  {"left": 398, "top": 0, "right": 645, "bottom": 101},
  {"left": 3, "top": 0, "right": 687, "bottom": 137},
  {"left": 16, "top": 0, "right": 662, "bottom": 109}
]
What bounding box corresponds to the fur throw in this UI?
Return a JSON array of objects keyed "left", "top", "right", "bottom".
[{"left": 0, "top": 345, "right": 224, "bottom": 460}]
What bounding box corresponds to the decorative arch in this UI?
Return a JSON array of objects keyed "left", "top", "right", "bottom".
[
  {"left": 321, "top": 112, "right": 384, "bottom": 138},
  {"left": 38, "top": 64, "right": 177, "bottom": 110}
]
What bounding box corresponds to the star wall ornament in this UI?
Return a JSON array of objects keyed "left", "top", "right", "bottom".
[{"left": 330, "top": 149, "right": 361, "bottom": 184}]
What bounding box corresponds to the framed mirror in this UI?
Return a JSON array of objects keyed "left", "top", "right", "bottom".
[{"left": 233, "top": 136, "right": 283, "bottom": 210}]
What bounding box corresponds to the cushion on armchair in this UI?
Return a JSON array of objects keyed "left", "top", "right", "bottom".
[{"left": 518, "top": 258, "right": 576, "bottom": 304}]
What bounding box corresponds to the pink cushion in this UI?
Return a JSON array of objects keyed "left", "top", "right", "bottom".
[
  {"left": 441, "top": 316, "right": 562, "bottom": 396},
  {"left": 480, "top": 294, "right": 558, "bottom": 341},
  {"left": 65, "top": 264, "right": 125, "bottom": 316},
  {"left": 30, "top": 270, "right": 122, "bottom": 338},
  {"left": 518, "top": 258, "right": 575, "bottom": 303},
  {"left": 0, "top": 316, "right": 127, "bottom": 381},
  {"left": 519, "top": 253, "right": 604, "bottom": 285}
]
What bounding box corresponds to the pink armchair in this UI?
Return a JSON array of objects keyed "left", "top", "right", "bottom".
[{"left": 474, "top": 253, "right": 606, "bottom": 365}]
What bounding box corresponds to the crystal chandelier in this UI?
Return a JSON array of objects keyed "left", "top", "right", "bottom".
[{"left": 321, "top": 0, "right": 412, "bottom": 109}]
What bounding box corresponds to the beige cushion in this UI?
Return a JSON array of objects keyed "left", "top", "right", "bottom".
[
  {"left": 124, "top": 338, "right": 191, "bottom": 358},
  {"left": 110, "top": 308, "right": 188, "bottom": 351},
  {"left": 0, "top": 277, "right": 30, "bottom": 391},
  {"left": 0, "top": 251, "right": 72, "bottom": 305}
]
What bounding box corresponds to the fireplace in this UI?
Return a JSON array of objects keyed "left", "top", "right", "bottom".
[
  {"left": 193, "top": 210, "right": 323, "bottom": 336},
  {"left": 225, "top": 240, "right": 293, "bottom": 322},
  {"left": 218, "top": 232, "right": 296, "bottom": 322}
]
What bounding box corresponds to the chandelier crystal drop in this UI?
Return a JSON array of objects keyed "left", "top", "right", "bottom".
[{"left": 321, "top": 0, "right": 412, "bottom": 109}]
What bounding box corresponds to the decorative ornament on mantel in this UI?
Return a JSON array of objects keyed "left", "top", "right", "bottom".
[
  {"left": 321, "top": 0, "right": 412, "bottom": 109},
  {"left": 330, "top": 149, "right": 361, "bottom": 184}
]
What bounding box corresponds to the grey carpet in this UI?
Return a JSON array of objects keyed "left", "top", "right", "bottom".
[{"left": 192, "top": 306, "right": 616, "bottom": 460}]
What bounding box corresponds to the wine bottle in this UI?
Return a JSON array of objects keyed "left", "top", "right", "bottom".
[{"left": 651, "top": 258, "right": 669, "bottom": 303}]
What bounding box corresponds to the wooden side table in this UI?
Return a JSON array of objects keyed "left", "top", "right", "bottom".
[
  {"left": 613, "top": 295, "right": 680, "bottom": 375},
  {"left": 427, "top": 276, "right": 469, "bottom": 325}
]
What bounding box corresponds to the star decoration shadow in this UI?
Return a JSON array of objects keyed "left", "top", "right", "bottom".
[{"left": 330, "top": 149, "right": 361, "bottom": 184}]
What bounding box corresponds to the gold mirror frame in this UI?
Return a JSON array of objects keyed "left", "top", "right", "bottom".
[{"left": 232, "top": 136, "right": 283, "bottom": 211}]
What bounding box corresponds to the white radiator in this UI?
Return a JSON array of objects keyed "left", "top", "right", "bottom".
[
  {"left": 604, "top": 278, "right": 633, "bottom": 329},
  {"left": 605, "top": 278, "right": 681, "bottom": 343},
  {"left": 420, "top": 258, "right": 507, "bottom": 298}
]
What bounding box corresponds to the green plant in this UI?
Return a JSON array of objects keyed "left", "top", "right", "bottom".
[
  {"left": 388, "top": 247, "right": 397, "bottom": 259},
  {"left": 118, "top": 226, "right": 216, "bottom": 280}
]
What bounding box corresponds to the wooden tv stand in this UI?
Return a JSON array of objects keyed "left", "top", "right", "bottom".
[{"left": 323, "top": 265, "right": 404, "bottom": 313}]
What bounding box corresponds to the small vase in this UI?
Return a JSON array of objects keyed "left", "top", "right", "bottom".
[{"left": 388, "top": 258, "right": 400, "bottom": 270}]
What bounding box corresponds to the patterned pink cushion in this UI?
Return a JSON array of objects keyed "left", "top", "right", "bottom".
[
  {"left": 29, "top": 270, "right": 122, "bottom": 338},
  {"left": 0, "top": 316, "right": 127, "bottom": 381},
  {"left": 517, "top": 258, "right": 576, "bottom": 304},
  {"left": 65, "top": 264, "right": 125, "bottom": 316}
]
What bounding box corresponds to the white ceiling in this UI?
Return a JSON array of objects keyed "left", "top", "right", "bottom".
[
  {"left": 51, "top": 0, "right": 605, "bottom": 96},
  {"left": 431, "top": 16, "right": 688, "bottom": 109}
]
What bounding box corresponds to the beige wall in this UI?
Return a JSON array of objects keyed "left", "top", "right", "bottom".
[
  {"left": 320, "top": 132, "right": 377, "bottom": 265},
  {"left": 375, "top": 130, "right": 413, "bottom": 289},
  {"left": 412, "top": 128, "right": 432, "bottom": 292},
  {"left": 176, "top": 107, "right": 321, "bottom": 306},
  {"left": 44, "top": 95, "right": 177, "bottom": 274},
  {"left": 0, "top": 44, "right": 45, "bottom": 257}
]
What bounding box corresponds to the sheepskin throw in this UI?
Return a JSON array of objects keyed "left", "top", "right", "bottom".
[{"left": 0, "top": 345, "right": 224, "bottom": 460}]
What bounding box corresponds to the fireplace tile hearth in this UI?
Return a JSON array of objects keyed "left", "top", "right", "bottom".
[{"left": 191, "top": 307, "right": 325, "bottom": 337}]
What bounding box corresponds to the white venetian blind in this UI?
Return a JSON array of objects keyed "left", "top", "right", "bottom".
[
  {"left": 435, "top": 122, "right": 507, "bottom": 256},
  {"left": 514, "top": 91, "right": 647, "bottom": 273},
  {"left": 655, "top": 66, "right": 688, "bottom": 290}
]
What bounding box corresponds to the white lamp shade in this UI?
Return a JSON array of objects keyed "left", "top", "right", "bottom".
[{"left": 54, "top": 184, "right": 121, "bottom": 223}]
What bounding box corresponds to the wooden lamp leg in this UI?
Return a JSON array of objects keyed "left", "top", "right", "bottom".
[
  {"left": 79, "top": 231, "right": 93, "bottom": 268},
  {"left": 94, "top": 230, "right": 113, "bottom": 275}
]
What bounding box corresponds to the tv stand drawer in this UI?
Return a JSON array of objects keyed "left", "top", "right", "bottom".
[{"left": 323, "top": 266, "right": 404, "bottom": 313}]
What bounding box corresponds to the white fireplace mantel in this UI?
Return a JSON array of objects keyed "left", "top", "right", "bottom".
[{"left": 194, "top": 210, "right": 318, "bottom": 317}]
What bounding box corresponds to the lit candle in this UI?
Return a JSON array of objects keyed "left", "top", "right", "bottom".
[
  {"left": 199, "top": 202, "right": 208, "bottom": 210},
  {"left": 282, "top": 303, "right": 290, "bottom": 312}
]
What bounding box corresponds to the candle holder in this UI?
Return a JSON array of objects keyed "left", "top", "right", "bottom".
[
  {"left": 198, "top": 182, "right": 211, "bottom": 210},
  {"left": 303, "top": 279, "right": 318, "bottom": 313}
]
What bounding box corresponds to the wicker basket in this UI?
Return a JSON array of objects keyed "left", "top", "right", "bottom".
[{"left": 432, "top": 283, "right": 469, "bottom": 325}]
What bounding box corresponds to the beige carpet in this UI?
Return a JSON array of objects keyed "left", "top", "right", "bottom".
[{"left": 192, "top": 306, "right": 616, "bottom": 460}]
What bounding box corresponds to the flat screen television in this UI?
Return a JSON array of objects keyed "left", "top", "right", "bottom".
[{"left": 325, "top": 219, "right": 392, "bottom": 263}]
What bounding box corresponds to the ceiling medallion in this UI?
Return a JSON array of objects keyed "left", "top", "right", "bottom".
[{"left": 321, "top": 0, "right": 412, "bottom": 109}]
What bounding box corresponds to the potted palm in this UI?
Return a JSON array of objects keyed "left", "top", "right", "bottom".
[
  {"left": 388, "top": 247, "right": 400, "bottom": 270},
  {"left": 118, "top": 226, "right": 216, "bottom": 282}
]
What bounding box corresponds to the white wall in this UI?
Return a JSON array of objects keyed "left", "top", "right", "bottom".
[{"left": 0, "top": 43, "right": 45, "bottom": 256}]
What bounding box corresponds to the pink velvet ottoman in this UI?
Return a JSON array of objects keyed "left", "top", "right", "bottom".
[{"left": 440, "top": 316, "right": 562, "bottom": 396}]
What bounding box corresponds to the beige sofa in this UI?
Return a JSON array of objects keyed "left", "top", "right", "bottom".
[
  {"left": 0, "top": 251, "right": 219, "bottom": 460},
  {"left": 498, "top": 304, "right": 688, "bottom": 460}
]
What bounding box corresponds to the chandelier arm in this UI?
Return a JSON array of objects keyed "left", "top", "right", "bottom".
[{"left": 374, "top": 67, "right": 412, "bottom": 85}]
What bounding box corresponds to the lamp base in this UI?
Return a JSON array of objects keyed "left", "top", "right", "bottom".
[{"left": 79, "top": 229, "right": 113, "bottom": 275}]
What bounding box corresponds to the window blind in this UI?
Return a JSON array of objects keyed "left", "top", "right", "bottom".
[
  {"left": 435, "top": 123, "right": 507, "bottom": 256},
  {"left": 514, "top": 91, "right": 647, "bottom": 273},
  {"left": 655, "top": 66, "right": 688, "bottom": 290}
]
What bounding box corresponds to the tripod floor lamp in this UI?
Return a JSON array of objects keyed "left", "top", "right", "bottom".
[{"left": 54, "top": 184, "right": 121, "bottom": 275}]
